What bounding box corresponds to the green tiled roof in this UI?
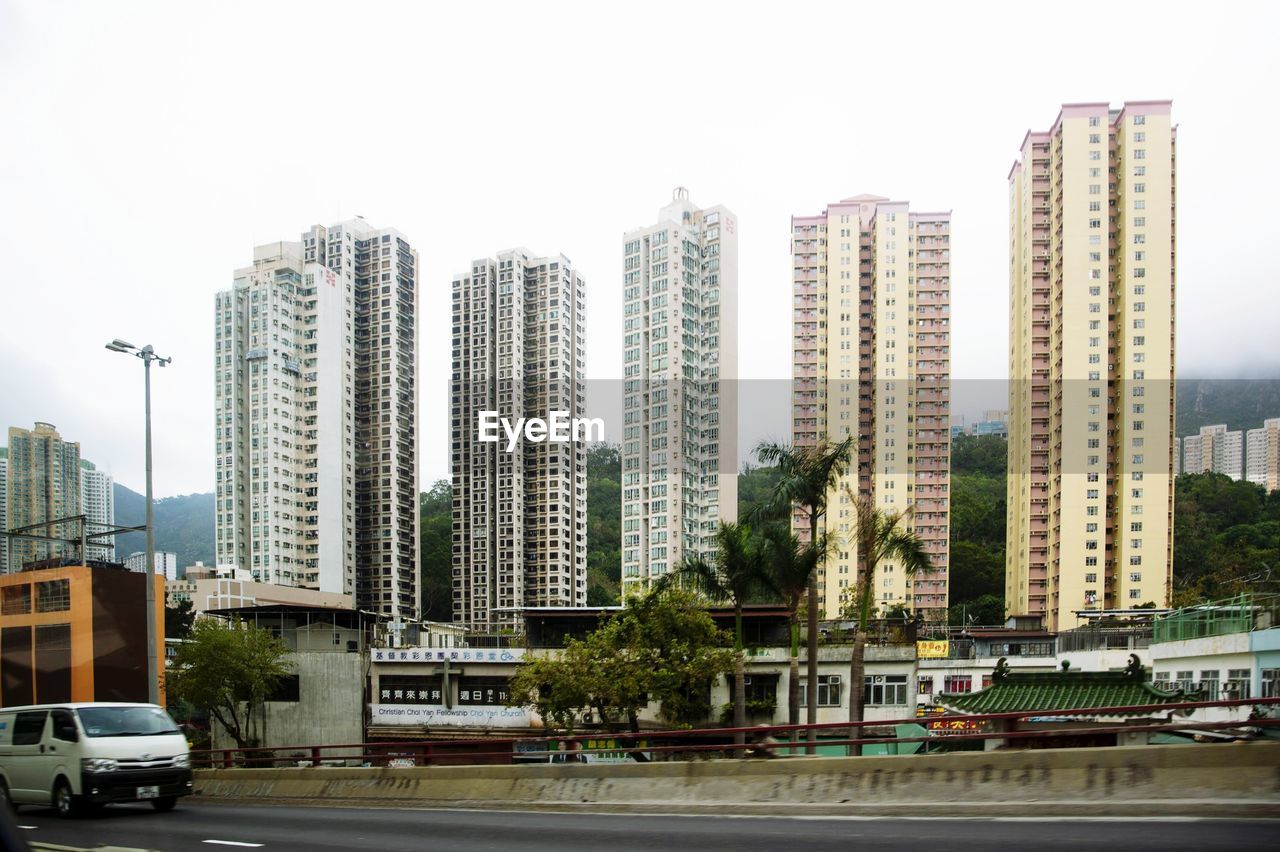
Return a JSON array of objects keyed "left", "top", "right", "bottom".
[{"left": 935, "top": 655, "right": 1196, "bottom": 716}]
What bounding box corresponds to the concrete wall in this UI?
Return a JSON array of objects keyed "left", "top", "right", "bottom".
[
  {"left": 212, "top": 650, "right": 365, "bottom": 751},
  {"left": 194, "top": 741, "right": 1280, "bottom": 817}
]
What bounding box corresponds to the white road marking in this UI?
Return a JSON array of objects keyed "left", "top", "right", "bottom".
[
  {"left": 17, "top": 824, "right": 37, "bottom": 829},
  {"left": 203, "top": 842, "right": 265, "bottom": 848}
]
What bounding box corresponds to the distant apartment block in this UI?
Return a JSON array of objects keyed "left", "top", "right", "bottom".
[
  {"left": 1182, "top": 424, "right": 1243, "bottom": 480},
  {"left": 621, "top": 190, "right": 738, "bottom": 597},
  {"left": 215, "top": 219, "right": 420, "bottom": 619},
  {"left": 79, "top": 460, "right": 114, "bottom": 562},
  {"left": 792, "top": 195, "right": 952, "bottom": 622},
  {"left": 1246, "top": 418, "right": 1280, "bottom": 492},
  {"left": 451, "top": 249, "right": 587, "bottom": 631},
  {"left": 1006, "top": 101, "right": 1176, "bottom": 629},
  {"left": 4, "top": 423, "right": 81, "bottom": 572},
  {"left": 124, "top": 550, "right": 178, "bottom": 581}
]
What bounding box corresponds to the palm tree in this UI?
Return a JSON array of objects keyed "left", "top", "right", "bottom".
[
  {"left": 846, "top": 487, "right": 933, "bottom": 725},
  {"left": 756, "top": 436, "right": 854, "bottom": 748},
  {"left": 758, "top": 521, "right": 830, "bottom": 741},
  {"left": 667, "top": 521, "right": 767, "bottom": 746}
]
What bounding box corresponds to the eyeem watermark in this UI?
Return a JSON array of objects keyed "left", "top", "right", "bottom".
[{"left": 478, "top": 410, "right": 605, "bottom": 452}]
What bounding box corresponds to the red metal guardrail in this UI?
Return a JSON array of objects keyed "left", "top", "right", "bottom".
[{"left": 191, "top": 696, "right": 1280, "bottom": 769}]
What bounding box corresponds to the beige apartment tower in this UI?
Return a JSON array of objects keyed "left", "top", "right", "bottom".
[
  {"left": 4, "top": 423, "right": 81, "bottom": 572},
  {"left": 451, "top": 249, "right": 588, "bottom": 631},
  {"left": 1182, "top": 424, "right": 1244, "bottom": 480},
  {"left": 1006, "top": 102, "right": 1176, "bottom": 629},
  {"left": 792, "top": 196, "right": 951, "bottom": 623},
  {"left": 1246, "top": 418, "right": 1280, "bottom": 492}
]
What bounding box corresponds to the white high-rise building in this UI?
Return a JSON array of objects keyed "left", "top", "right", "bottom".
[
  {"left": 1246, "top": 418, "right": 1280, "bottom": 492},
  {"left": 621, "top": 189, "right": 738, "bottom": 597},
  {"left": 215, "top": 218, "right": 420, "bottom": 619},
  {"left": 125, "top": 550, "right": 178, "bottom": 581},
  {"left": 1182, "top": 424, "right": 1243, "bottom": 481},
  {"left": 451, "top": 249, "right": 588, "bottom": 631},
  {"left": 79, "top": 460, "right": 114, "bottom": 562}
]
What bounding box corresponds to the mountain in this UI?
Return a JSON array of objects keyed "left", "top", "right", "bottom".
[
  {"left": 112, "top": 484, "right": 215, "bottom": 571},
  {"left": 1177, "top": 378, "right": 1280, "bottom": 436}
]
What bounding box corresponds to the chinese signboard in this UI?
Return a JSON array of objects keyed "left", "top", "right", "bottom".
[
  {"left": 927, "top": 717, "right": 990, "bottom": 736},
  {"left": 916, "top": 640, "right": 950, "bottom": 659},
  {"left": 371, "top": 647, "right": 525, "bottom": 664}
]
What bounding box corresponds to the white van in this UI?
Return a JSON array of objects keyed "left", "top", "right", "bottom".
[{"left": 0, "top": 703, "right": 192, "bottom": 817}]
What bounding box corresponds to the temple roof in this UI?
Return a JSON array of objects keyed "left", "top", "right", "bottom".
[{"left": 935, "top": 655, "right": 1197, "bottom": 717}]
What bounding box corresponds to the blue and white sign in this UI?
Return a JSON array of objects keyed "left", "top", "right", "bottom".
[
  {"left": 371, "top": 647, "right": 525, "bottom": 664},
  {"left": 371, "top": 704, "right": 537, "bottom": 728}
]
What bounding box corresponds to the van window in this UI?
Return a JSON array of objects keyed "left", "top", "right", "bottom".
[
  {"left": 76, "top": 706, "right": 181, "bottom": 738},
  {"left": 12, "top": 711, "right": 48, "bottom": 745},
  {"left": 51, "top": 709, "right": 78, "bottom": 742}
]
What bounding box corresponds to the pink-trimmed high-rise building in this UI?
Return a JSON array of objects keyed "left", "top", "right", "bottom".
[
  {"left": 1006, "top": 102, "right": 1177, "bottom": 629},
  {"left": 791, "top": 195, "right": 951, "bottom": 623}
]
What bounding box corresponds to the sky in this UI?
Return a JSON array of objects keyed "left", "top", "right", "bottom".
[{"left": 1, "top": 0, "right": 1277, "bottom": 498}]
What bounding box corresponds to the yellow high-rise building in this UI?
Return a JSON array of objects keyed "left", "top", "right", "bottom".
[
  {"left": 792, "top": 196, "right": 951, "bottom": 623},
  {"left": 1007, "top": 102, "right": 1176, "bottom": 629}
]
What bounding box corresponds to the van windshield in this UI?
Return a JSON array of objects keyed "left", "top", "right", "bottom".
[{"left": 76, "top": 706, "right": 182, "bottom": 738}]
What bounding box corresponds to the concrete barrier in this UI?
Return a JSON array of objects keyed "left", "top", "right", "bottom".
[{"left": 194, "top": 742, "right": 1280, "bottom": 817}]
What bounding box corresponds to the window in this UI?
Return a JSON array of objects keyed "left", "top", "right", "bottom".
[
  {"left": 800, "top": 675, "right": 843, "bottom": 707},
  {"left": 864, "top": 675, "right": 908, "bottom": 706},
  {"left": 12, "top": 711, "right": 48, "bottom": 746},
  {"left": 2, "top": 584, "right": 32, "bottom": 615},
  {"left": 1225, "top": 669, "right": 1251, "bottom": 699},
  {"left": 943, "top": 675, "right": 972, "bottom": 693},
  {"left": 1085, "top": 573, "right": 1097, "bottom": 583},
  {"left": 1264, "top": 669, "right": 1280, "bottom": 699},
  {"left": 1133, "top": 114, "right": 1145, "bottom": 125},
  {"left": 1129, "top": 572, "right": 1142, "bottom": 582},
  {"left": 51, "top": 709, "right": 78, "bottom": 742},
  {"left": 1199, "top": 670, "right": 1220, "bottom": 699},
  {"left": 36, "top": 579, "right": 70, "bottom": 613},
  {"left": 917, "top": 676, "right": 934, "bottom": 696}
]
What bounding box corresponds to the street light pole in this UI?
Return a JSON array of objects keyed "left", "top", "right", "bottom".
[{"left": 106, "top": 339, "right": 170, "bottom": 705}]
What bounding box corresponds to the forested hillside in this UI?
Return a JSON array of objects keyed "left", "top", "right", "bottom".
[{"left": 113, "top": 484, "right": 214, "bottom": 569}]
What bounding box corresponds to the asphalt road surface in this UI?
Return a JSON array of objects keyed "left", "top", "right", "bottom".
[{"left": 9, "top": 802, "right": 1279, "bottom": 851}]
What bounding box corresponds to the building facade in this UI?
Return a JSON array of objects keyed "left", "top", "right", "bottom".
[
  {"left": 79, "top": 460, "right": 114, "bottom": 562},
  {"left": 1006, "top": 101, "right": 1177, "bottom": 629},
  {"left": 451, "top": 249, "right": 588, "bottom": 631},
  {"left": 791, "top": 195, "right": 952, "bottom": 621},
  {"left": 1, "top": 450, "right": 7, "bottom": 572},
  {"left": 124, "top": 550, "right": 178, "bottom": 581},
  {"left": 1182, "top": 424, "right": 1243, "bottom": 480},
  {"left": 1245, "top": 418, "right": 1280, "bottom": 492},
  {"left": 215, "top": 219, "right": 420, "bottom": 620},
  {"left": 4, "top": 423, "right": 82, "bottom": 572},
  {"left": 620, "top": 189, "right": 738, "bottom": 597}
]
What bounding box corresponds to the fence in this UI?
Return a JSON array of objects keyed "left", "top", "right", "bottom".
[
  {"left": 1153, "top": 593, "right": 1280, "bottom": 643},
  {"left": 191, "top": 695, "right": 1280, "bottom": 770}
]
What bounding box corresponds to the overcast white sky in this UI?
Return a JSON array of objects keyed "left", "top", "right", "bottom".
[{"left": 2, "top": 0, "right": 1277, "bottom": 497}]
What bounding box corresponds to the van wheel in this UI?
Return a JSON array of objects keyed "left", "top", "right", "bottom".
[
  {"left": 151, "top": 796, "right": 177, "bottom": 812},
  {"left": 53, "top": 778, "right": 80, "bottom": 818}
]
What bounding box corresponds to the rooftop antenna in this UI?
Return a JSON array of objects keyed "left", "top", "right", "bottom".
[{"left": 673, "top": 186, "right": 689, "bottom": 201}]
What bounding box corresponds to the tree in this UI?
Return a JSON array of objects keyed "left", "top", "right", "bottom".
[
  {"left": 845, "top": 490, "right": 932, "bottom": 724},
  {"left": 168, "top": 618, "right": 291, "bottom": 750},
  {"left": 756, "top": 436, "right": 853, "bottom": 747},
  {"left": 757, "top": 521, "right": 824, "bottom": 737},
  {"left": 668, "top": 521, "right": 768, "bottom": 745},
  {"left": 586, "top": 444, "right": 622, "bottom": 605},
  {"left": 508, "top": 587, "right": 733, "bottom": 736},
  {"left": 419, "top": 480, "right": 454, "bottom": 622},
  {"left": 164, "top": 599, "right": 195, "bottom": 640}
]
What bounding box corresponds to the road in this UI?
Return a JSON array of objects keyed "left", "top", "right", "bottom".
[{"left": 9, "top": 802, "right": 1278, "bottom": 851}]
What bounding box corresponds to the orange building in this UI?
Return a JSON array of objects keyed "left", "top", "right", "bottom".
[{"left": 0, "top": 565, "right": 164, "bottom": 706}]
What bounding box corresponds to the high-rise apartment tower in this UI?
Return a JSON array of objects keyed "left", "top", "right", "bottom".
[
  {"left": 215, "top": 219, "right": 420, "bottom": 619},
  {"left": 620, "top": 190, "right": 738, "bottom": 597},
  {"left": 791, "top": 195, "right": 952, "bottom": 621},
  {"left": 451, "top": 249, "right": 587, "bottom": 631},
  {"left": 4, "top": 423, "right": 81, "bottom": 572},
  {"left": 1006, "top": 101, "right": 1176, "bottom": 628}
]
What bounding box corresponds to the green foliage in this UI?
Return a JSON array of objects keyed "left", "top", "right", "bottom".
[
  {"left": 948, "top": 435, "right": 1008, "bottom": 624},
  {"left": 508, "top": 587, "right": 734, "bottom": 733},
  {"left": 586, "top": 444, "right": 622, "bottom": 605},
  {"left": 1172, "top": 473, "right": 1280, "bottom": 605},
  {"left": 165, "top": 599, "right": 195, "bottom": 639},
  {"left": 419, "top": 480, "right": 453, "bottom": 622},
  {"left": 168, "top": 618, "right": 291, "bottom": 749},
  {"left": 738, "top": 462, "right": 786, "bottom": 526},
  {"left": 113, "top": 484, "right": 214, "bottom": 569}
]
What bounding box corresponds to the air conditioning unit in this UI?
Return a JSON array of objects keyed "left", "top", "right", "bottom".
[
  {"left": 743, "top": 676, "right": 752, "bottom": 685},
  {"left": 831, "top": 675, "right": 843, "bottom": 684}
]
